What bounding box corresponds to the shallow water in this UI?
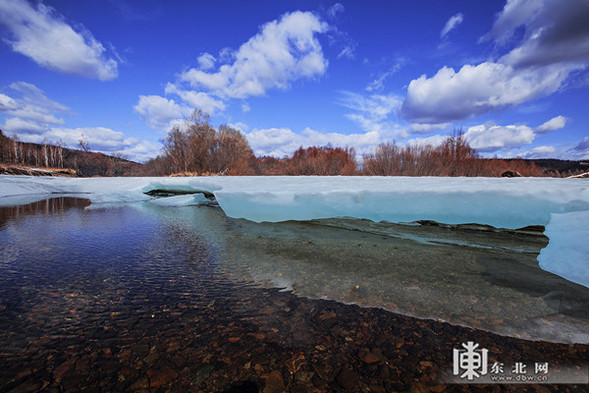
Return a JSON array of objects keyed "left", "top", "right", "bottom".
[
  {"left": 137, "top": 199, "right": 589, "bottom": 344},
  {"left": 0, "top": 197, "right": 587, "bottom": 392}
]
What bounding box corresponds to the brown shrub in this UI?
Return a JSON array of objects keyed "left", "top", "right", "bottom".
[
  {"left": 362, "top": 131, "right": 548, "bottom": 177},
  {"left": 284, "top": 145, "right": 357, "bottom": 175},
  {"left": 158, "top": 110, "right": 255, "bottom": 176}
]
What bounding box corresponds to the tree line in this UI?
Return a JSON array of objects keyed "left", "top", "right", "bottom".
[
  {"left": 136, "top": 111, "right": 548, "bottom": 177},
  {"left": 0, "top": 130, "right": 136, "bottom": 176},
  {"left": 2, "top": 111, "right": 576, "bottom": 177}
]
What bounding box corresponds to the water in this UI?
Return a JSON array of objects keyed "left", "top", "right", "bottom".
[{"left": 0, "top": 197, "right": 587, "bottom": 392}]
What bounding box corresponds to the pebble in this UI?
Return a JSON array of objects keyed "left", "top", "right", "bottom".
[{"left": 358, "top": 348, "right": 380, "bottom": 364}]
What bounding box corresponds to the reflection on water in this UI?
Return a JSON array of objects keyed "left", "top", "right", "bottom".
[
  {"left": 0, "top": 198, "right": 588, "bottom": 392},
  {"left": 0, "top": 197, "right": 91, "bottom": 229}
]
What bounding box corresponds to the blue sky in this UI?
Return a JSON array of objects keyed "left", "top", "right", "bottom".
[{"left": 0, "top": 0, "right": 588, "bottom": 162}]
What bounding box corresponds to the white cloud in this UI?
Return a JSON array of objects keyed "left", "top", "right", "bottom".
[
  {"left": 136, "top": 11, "right": 329, "bottom": 130},
  {"left": 2, "top": 117, "right": 49, "bottom": 135},
  {"left": 440, "top": 12, "right": 464, "bottom": 38},
  {"left": 9, "top": 81, "right": 69, "bottom": 112},
  {"left": 337, "top": 43, "right": 357, "bottom": 60},
  {"left": 0, "top": 0, "right": 118, "bottom": 80},
  {"left": 403, "top": 0, "right": 589, "bottom": 124},
  {"left": 517, "top": 145, "right": 557, "bottom": 159},
  {"left": 409, "top": 122, "right": 450, "bottom": 134},
  {"left": 0, "top": 81, "right": 159, "bottom": 161},
  {"left": 0, "top": 81, "right": 68, "bottom": 127},
  {"left": 328, "top": 3, "right": 345, "bottom": 20},
  {"left": 365, "top": 63, "right": 403, "bottom": 92},
  {"left": 134, "top": 95, "right": 193, "bottom": 130},
  {"left": 247, "top": 127, "right": 300, "bottom": 157},
  {"left": 339, "top": 91, "right": 405, "bottom": 138},
  {"left": 402, "top": 62, "right": 576, "bottom": 123},
  {"left": 197, "top": 52, "right": 216, "bottom": 70},
  {"left": 5, "top": 122, "right": 159, "bottom": 161},
  {"left": 515, "top": 138, "right": 589, "bottom": 160},
  {"left": 227, "top": 122, "right": 250, "bottom": 133},
  {"left": 0, "top": 93, "right": 19, "bottom": 112},
  {"left": 406, "top": 134, "right": 448, "bottom": 148},
  {"left": 119, "top": 140, "right": 161, "bottom": 163},
  {"left": 536, "top": 115, "right": 567, "bottom": 134},
  {"left": 464, "top": 122, "right": 535, "bottom": 152},
  {"left": 164, "top": 83, "right": 225, "bottom": 115},
  {"left": 179, "top": 11, "right": 328, "bottom": 99},
  {"left": 46, "top": 127, "right": 137, "bottom": 150},
  {"left": 246, "top": 126, "right": 383, "bottom": 158}
]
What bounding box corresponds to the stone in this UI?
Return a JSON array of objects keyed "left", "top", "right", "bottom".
[
  {"left": 501, "top": 170, "right": 522, "bottom": 177},
  {"left": 263, "top": 370, "right": 285, "bottom": 393},
  {"left": 294, "top": 369, "right": 314, "bottom": 383},
  {"left": 335, "top": 367, "right": 359, "bottom": 390},
  {"left": 147, "top": 365, "right": 178, "bottom": 388},
  {"left": 358, "top": 348, "right": 380, "bottom": 364}
]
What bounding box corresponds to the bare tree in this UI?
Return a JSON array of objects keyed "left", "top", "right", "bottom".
[{"left": 78, "top": 135, "right": 91, "bottom": 152}]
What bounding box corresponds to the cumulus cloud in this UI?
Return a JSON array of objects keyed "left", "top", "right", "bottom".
[
  {"left": 136, "top": 11, "right": 329, "bottom": 131},
  {"left": 197, "top": 53, "right": 216, "bottom": 70},
  {"left": 0, "top": 0, "right": 118, "bottom": 80},
  {"left": 246, "top": 126, "right": 382, "bottom": 158},
  {"left": 440, "top": 12, "right": 464, "bottom": 38},
  {"left": 536, "top": 115, "right": 567, "bottom": 134},
  {"left": 134, "top": 95, "right": 193, "bottom": 130},
  {"left": 464, "top": 122, "right": 536, "bottom": 152},
  {"left": 402, "top": 0, "right": 589, "bottom": 124},
  {"left": 179, "top": 11, "right": 328, "bottom": 99},
  {"left": 406, "top": 134, "right": 448, "bottom": 148},
  {"left": 402, "top": 62, "right": 577, "bottom": 123},
  {"left": 164, "top": 83, "right": 225, "bottom": 115}
]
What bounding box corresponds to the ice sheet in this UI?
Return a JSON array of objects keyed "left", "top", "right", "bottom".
[
  {"left": 1, "top": 175, "right": 588, "bottom": 287},
  {"left": 538, "top": 210, "right": 589, "bottom": 288}
]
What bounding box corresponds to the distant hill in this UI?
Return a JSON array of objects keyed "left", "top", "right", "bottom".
[{"left": 0, "top": 129, "right": 139, "bottom": 177}]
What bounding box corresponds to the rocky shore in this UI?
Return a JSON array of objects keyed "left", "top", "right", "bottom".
[{"left": 0, "top": 286, "right": 587, "bottom": 393}]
